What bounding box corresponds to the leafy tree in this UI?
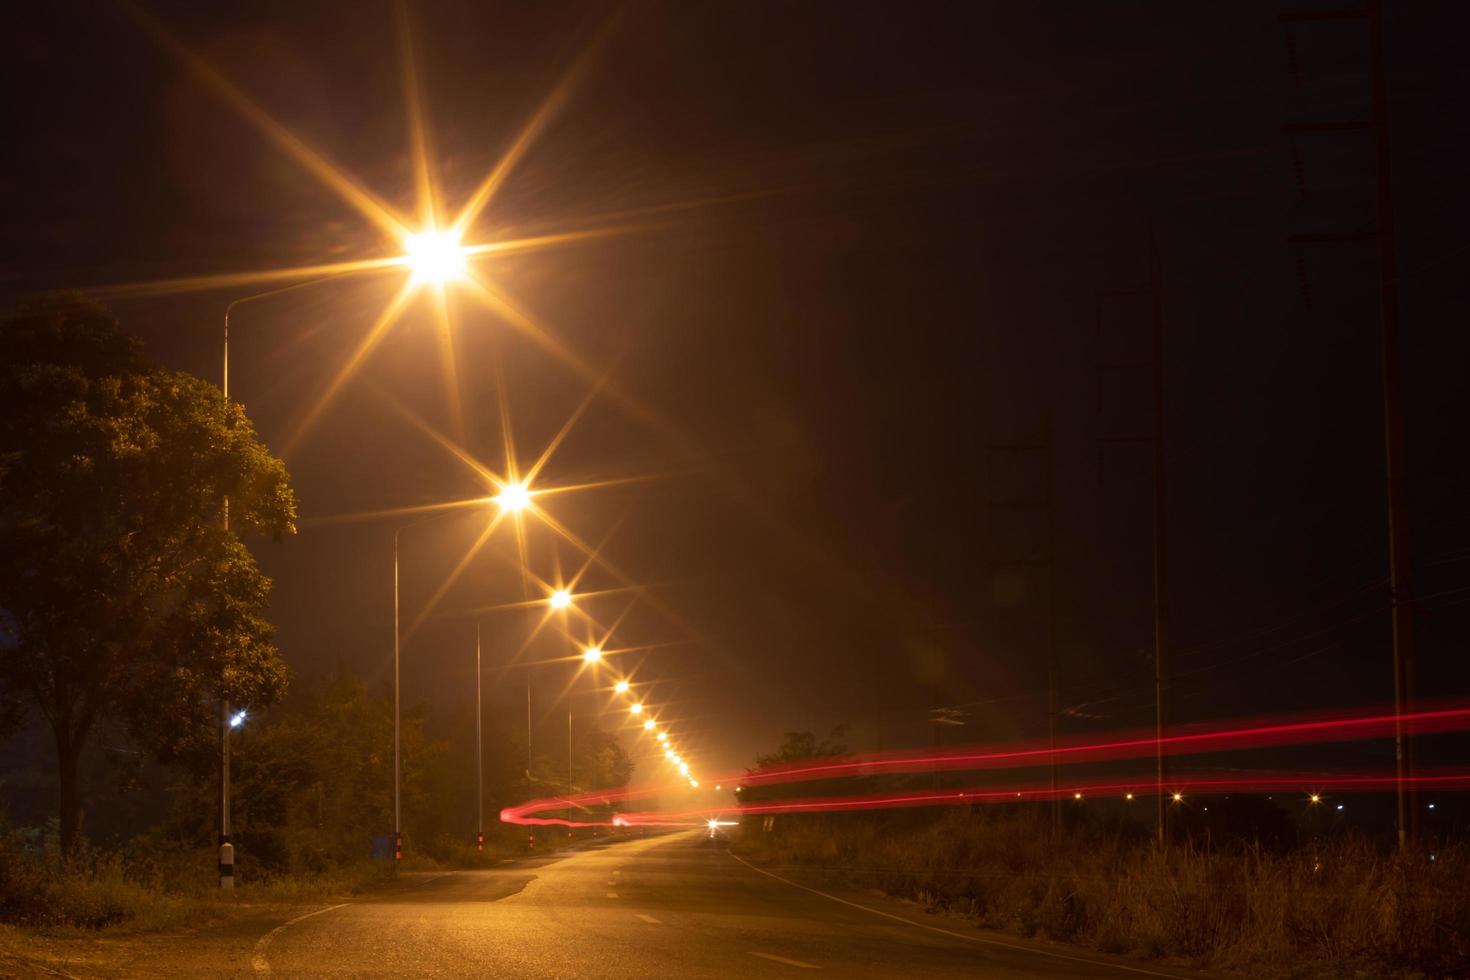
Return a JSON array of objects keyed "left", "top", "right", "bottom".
[
  {"left": 0, "top": 296, "right": 295, "bottom": 852},
  {"left": 753, "top": 727, "right": 849, "bottom": 770},
  {"left": 168, "top": 672, "right": 445, "bottom": 870}
]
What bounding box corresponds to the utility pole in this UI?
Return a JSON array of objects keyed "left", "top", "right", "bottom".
[
  {"left": 1281, "top": 0, "right": 1416, "bottom": 848},
  {"left": 986, "top": 417, "right": 1059, "bottom": 832},
  {"left": 475, "top": 623, "right": 484, "bottom": 853},
  {"left": 1097, "top": 226, "right": 1168, "bottom": 844}
]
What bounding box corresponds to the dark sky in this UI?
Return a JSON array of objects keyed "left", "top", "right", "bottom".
[{"left": 4, "top": 1, "right": 1469, "bottom": 784}]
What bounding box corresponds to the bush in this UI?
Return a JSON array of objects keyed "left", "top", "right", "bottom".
[{"left": 738, "top": 808, "right": 1470, "bottom": 978}]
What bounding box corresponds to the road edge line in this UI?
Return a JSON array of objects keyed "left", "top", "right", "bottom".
[
  {"left": 726, "top": 851, "right": 1190, "bottom": 979},
  {"left": 251, "top": 902, "right": 351, "bottom": 976}
]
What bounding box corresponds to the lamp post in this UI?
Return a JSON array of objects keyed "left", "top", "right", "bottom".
[
  {"left": 475, "top": 622, "right": 484, "bottom": 853},
  {"left": 393, "top": 487, "right": 524, "bottom": 860},
  {"left": 218, "top": 273, "right": 351, "bottom": 890}
]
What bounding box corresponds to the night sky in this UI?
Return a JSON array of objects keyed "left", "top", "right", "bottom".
[{"left": 3, "top": 1, "right": 1468, "bottom": 786}]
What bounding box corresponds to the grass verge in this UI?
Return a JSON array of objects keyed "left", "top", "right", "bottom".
[{"left": 736, "top": 808, "right": 1468, "bottom": 978}]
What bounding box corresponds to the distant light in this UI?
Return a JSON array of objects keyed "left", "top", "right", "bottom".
[
  {"left": 734, "top": 787, "right": 742, "bottom": 793},
  {"left": 707, "top": 818, "right": 720, "bottom": 830},
  {"left": 678, "top": 762, "right": 689, "bottom": 775},
  {"left": 642, "top": 719, "right": 655, "bottom": 731},
  {"left": 715, "top": 785, "right": 722, "bottom": 791},
  {"left": 1336, "top": 804, "right": 1344, "bottom": 811},
  {"left": 614, "top": 680, "right": 630, "bottom": 694},
  {"left": 1309, "top": 794, "right": 1321, "bottom": 804},
  {"left": 229, "top": 710, "right": 247, "bottom": 729},
  {"left": 1125, "top": 793, "right": 1134, "bottom": 801},
  {"left": 656, "top": 732, "right": 668, "bottom": 743},
  {"left": 582, "top": 646, "right": 602, "bottom": 664},
  {"left": 1172, "top": 793, "right": 1183, "bottom": 803},
  {"left": 664, "top": 750, "right": 676, "bottom": 761},
  {"left": 549, "top": 589, "right": 572, "bottom": 609},
  {"left": 689, "top": 779, "right": 699, "bottom": 788},
  {"left": 495, "top": 482, "right": 532, "bottom": 513},
  {"left": 404, "top": 229, "right": 467, "bottom": 284},
  {"left": 1073, "top": 792, "right": 1083, "bottom": 800},
  {"left": 629, "top": 702, "right": 643, "bottom": 715},
  {"left": 1428, "top": 803, "right": 1436, "bottom": 810}
]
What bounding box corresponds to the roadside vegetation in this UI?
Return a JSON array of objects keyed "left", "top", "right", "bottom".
[
  {"left": 739, "top": 809, "right": 1468, "bottom": 977},
  {"left": 0, "top": 299, "right": 631, "bottom": 954},
  {"left": 0, "top": 668, "right": 623, "bottom": 935},
  {"left": 738, "top": 732, "right": 1469, "bottom": 979}
]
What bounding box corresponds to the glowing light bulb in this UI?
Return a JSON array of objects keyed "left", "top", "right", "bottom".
[
  {"left": 549, "top": 589, "right": 572, "bottom": 609},
  {"left": 614, "top": 680, "right": 630, "bottom": 694},
  {"left": 404, "top": 229, "right": 467, "bottom": 284},
  {"left": 495, "top": 482, "right": 531, "bottom": 512},
  {"left": 582, "top": 646, "right": 602, "bottom": 664}
]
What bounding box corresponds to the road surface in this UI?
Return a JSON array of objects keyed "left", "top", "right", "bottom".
[{"left": 235, "top": 830, "right": 1196, "bottom": 979}]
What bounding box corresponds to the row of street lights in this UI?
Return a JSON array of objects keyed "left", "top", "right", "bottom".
[{"left": 216, "top": 223, "right": 707, "bottom": 881}]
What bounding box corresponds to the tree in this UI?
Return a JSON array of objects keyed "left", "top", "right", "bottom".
[
  {"left": 753, "top": 727, "right": 849, "bottom": 770},
  {"left": 173, "top": 671, "right": 446, "bottom": 871},
  {"left": 0, "top": 295, "right": 296, "bottom": 852}
]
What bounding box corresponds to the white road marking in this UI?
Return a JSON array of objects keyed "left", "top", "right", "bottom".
[
  {"left": 252, "top": 903, "right": 351, "bottom": 976},
  {"left": 749, "top": 951, "right": 821, "bottom": 969},
  {"left": 635, "top": 913, "right": 662, "bottom": 924},
  {"left": 728, "top": 852, "right": 1192, "bottom": 979}
]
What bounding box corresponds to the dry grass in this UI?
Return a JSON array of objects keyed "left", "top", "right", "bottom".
[{"left": 739, "top": 809, "right": 1469, "bottom": 978}]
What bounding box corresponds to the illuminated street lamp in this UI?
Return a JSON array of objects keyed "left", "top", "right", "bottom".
[
  {"left": 656, "top": 731, "right": 668, "bottom": 743},
  {"left": 629, "top": 702, "right": 644, "bottom": 716},
  {"left": 495, "top": 481, "right": 532, "bottom": 513},
  {"left": 613, "top": 679, "right": 630, "bottom": 694},
  {"left": 404, "top": 229, "right": 468, "bottom": 285},
  {"left": 549, "top": 589, "right": 573, "bottom": 609},
  {"left": 582, "top": 646, "right": 602, "bottom": 664},
  {"left": 391, "top": 502, "right": 496, "bottom": 863},
  {"left": 642, "top": 719, "right": 655, "bottom": 732}
]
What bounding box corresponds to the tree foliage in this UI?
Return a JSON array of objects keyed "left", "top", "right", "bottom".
[
  {"left": 0, "top": 295, "right": 296, "bottom": 851},
  {"left": 753, "top": 727, "right": 849, "bottom": 771}
]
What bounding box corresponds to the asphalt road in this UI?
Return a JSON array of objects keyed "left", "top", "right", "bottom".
[{"left": 241, "top": 830, "right": 1198, "bottom": 979}]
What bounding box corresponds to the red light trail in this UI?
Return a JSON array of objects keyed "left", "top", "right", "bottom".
[
  {"left": 499, "top": 702, "right": 1470, "bottom": 828},
  {"left": 504, "top": 771, "right": 1470, "bottom": 828}
]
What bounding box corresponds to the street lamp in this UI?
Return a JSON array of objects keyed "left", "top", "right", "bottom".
[
  {"left": 613, "top": 679, "right": 630, "bottom": 694},
  {"left": 582, "top": 645, "right": 602, "bottom": 664},
  {"left": 392, "top": 504, "right": 494, "bottom": 863},
  {"left": 549, "top": 589, "right": 573, "bottom": 610},
  {"left": 495, "top": 481, "right": 532, "bottom": 513},
  {"left": 218, "top": 273, "right": 358, "bottom": 890},
  {"left": 404, "top": 229, "right": 468, "bottom": 285}
]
